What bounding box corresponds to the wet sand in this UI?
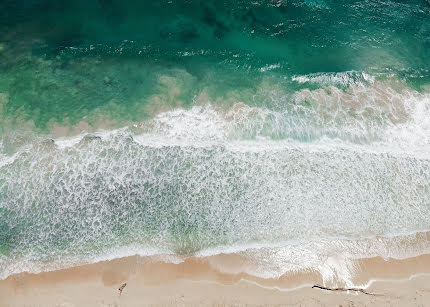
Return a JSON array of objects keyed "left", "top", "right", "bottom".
[{"left": 1, "top": 253, "right": 430, "bottom": 306}]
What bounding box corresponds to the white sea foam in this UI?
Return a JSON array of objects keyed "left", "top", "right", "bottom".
[
  {"left": 201, "top": 232, "right": 430, "bottom": 285},
  {"left": 127, "top": 79, "right": 430, "bottom": 156},
  {"left": 1, "top": 77, "right": 430, "bottom": 281},
  {"left": 259, "top": 63, "right": 281, "bottom": 72},
  {"left": 292, "top": 71, "right": 375, "bottom": 87},
  {"left": 1, "top": 232, "right": 428, "bottom": 284}
]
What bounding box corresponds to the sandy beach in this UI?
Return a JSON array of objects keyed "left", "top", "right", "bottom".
[
  {"left": 1, "top": 252, "right": 430, "bottom": 306},
  {"left": 2, "top": 1, "right": 430, "bottom": 306}
]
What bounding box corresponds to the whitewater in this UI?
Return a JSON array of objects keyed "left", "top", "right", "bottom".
[{"left": 1, "top": 0, "right": 430, "bottom": 287}]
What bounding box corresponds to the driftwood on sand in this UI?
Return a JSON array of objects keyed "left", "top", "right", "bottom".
[
  {"left": 312, "top": 284, "right": 383, "bottom": 296},
  {"left": 118, "top": 283, "right": 127, "bottom": 296}
]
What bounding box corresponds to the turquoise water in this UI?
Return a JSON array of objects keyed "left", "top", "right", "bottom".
[{"left": 1, "top": 0, "right": 430, "bottom": 279}]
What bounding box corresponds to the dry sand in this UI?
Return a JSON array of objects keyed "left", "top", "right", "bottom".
[{"left": 1, "top": 252, "right": 430, "bottom": 306}]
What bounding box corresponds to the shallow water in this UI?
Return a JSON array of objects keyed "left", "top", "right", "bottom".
[{"left": 0, "top": 0, "right": 430, "bottom": 279}]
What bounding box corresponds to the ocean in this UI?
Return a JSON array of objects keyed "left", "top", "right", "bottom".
[{"left": 0, "top": 0, "right": 430, "bottom": 283}]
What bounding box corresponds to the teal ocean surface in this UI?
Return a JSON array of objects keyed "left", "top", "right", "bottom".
[{"left": 1, "top": 0, "right": 430, "bottom": 281}]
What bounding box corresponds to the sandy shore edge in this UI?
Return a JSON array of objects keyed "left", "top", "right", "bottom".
[{"left": 1, "top": 252, "right": 430, "bottom": 306}]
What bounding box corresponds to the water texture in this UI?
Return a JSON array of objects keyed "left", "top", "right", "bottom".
[{"left": 0, "top": 0, "right": 430, "bottom": 279}]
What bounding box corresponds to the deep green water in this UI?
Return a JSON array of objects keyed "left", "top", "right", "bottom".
[
  {"left": 1, "top": 0, "right": 429, "bottom": 131},
  {"left": 0, "top": 0, "right": 430, "bottom": 279}
]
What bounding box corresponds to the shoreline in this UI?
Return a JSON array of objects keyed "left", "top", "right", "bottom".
[{"left": 1, "top": 252, "right": 430, "bottom": 306}]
